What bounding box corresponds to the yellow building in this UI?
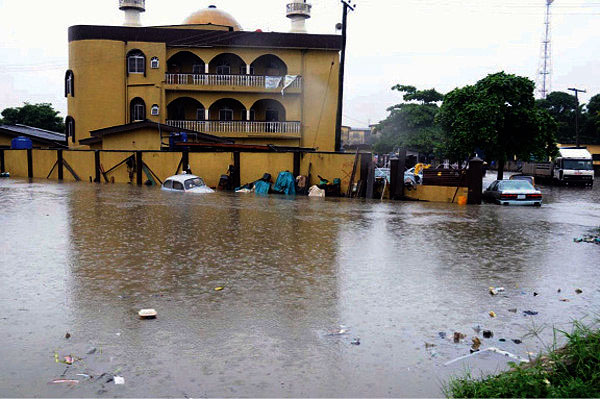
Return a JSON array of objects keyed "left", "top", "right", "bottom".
[
  {"left": 341, "top": 126, "right": 372, "bottom": 149},
  {"left": 66, "top": 1, "right": 342, "bottom": 152}
]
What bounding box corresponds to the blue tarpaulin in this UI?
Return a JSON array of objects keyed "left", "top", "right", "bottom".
[
  {"left": 273, "top": 171, "right": 296, "bottom": 195},
  {"left": 254, "top": 180, "right": 271, "bottom": 195}
]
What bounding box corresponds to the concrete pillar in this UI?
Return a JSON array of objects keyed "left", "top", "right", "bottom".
[
  {"left": 366, "top": 161, "right": 375, "bottom": 199},
  {"left": 205, "top": 109, "right": 210, "bottom": 121},
  {"left": 57, "top": 150, "right": 64, "bottom": 180},
  {"left": 94, "top": 150, "right": 101, "bottom": 183},
  {"left": 467, "top": 157, "right": 484, "bottom": 205},
  {"left": 246, "top": 64, "right": 251, "bottom": 75},
  {"left": 0, "top": 150, "right": 4, "bottom": 173},
  {"left": 27, "top": 149, "right": 33, "bottom": 179},
  {"left": 233, "top": 152, "right": 241, "bottom": 188},
  {"left": 135, "top": 151, "right": 143, "bottom": 186},
  {"left": 205, "top": 64, "right": 209, "bottom": 74},
  {"left": 246, "top": 110, "right": 251, "bottom": 121}
]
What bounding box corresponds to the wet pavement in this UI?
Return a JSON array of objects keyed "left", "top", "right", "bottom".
[{"left": 0, "top": 177, "right": 599, "bottom": 397}]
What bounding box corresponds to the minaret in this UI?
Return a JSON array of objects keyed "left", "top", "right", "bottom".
[
  {"left": 286, "top": 0, "right": 311, "bottom": 33},
  {"left": 119, "top": 0, "right": 145, "bottom": 27}
]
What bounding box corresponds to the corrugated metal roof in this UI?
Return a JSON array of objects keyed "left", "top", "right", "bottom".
[{"left": 0, "top": 124, "right": 65, "bottom": 142}]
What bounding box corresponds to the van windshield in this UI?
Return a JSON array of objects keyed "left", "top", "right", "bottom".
[{"left": 563, "top": 160, "right": 593, "bottom": 170}]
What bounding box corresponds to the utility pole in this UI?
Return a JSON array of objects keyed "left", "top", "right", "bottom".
[
  {"left": 568, "top": 87, "right": 586, "bottom": 147},
  {"left": 335, "top": 0, "right": 355, "bottom": 152}
]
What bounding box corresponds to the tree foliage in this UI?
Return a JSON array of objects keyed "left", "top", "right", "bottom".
[
  {"left": 0, "top": 103, "right": 65, "bottom": 132},
  {"left": 437, "top": 72, "right": 558, "bottom": 177},
  {"left": 373, "top": 85, "right": 444, "bottom": 155}
]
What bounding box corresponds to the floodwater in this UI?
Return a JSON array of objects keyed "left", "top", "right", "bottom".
[{"left": 0, "top": 176, "right": 599, "bottom": 398}]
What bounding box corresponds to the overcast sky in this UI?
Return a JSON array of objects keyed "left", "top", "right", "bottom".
[{"left": 1, "top": 0, "right": 599, "bottom": 127}]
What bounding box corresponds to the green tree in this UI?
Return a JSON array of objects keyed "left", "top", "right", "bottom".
[
  {"left": 583, "top": 94, "right": 600, "bottom": 144},
  {"left": 373, "top": 85, "right": 444, "bottom": 155},
  {"left": 0, "top": 103, "right": 65, "bottom": 132},
  {"left": 536, "top": 91, "right": 578, "bottom": 143},
  {"left": 437, "top": 72, "right": 558, "bottom": 179}
]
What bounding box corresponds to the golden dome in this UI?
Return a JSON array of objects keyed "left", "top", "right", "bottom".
[{"left": 183, "top": 5, "right": 242, "bottom": 31}]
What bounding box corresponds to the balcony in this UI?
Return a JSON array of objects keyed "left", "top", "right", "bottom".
[
  {"left": 167, "top": 120, "right": 301, "bottom": 138},
  {"left": 286, "top": 2, "right": 312, "bottom": 17},
  {"left": 165, "top": 74, "right": 302, "bottom": 92}
]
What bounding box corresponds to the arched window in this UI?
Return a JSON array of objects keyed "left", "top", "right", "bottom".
[
  {"left": 196, "top": 107, "right": 206, "bottom": 121},
  {"left": 219, "top": 108, "right": 233, "bottom": 121},
  {"left": 150, "top": 57, "right": 159, "bottom": 69},
  {"left": 130, "top": 98, "right": 146, "bottom": 122},
  {"left": 65, "top": 116, "right": 75, "bottom": 143},
  {"left": 150, "top": 104, "right": 160, "bottom": 116},
  {"left": 65, "top": 70, "right": 74, "bottom": 97},
  {"left": 127, "top": 50, "right": 146, "bottom": 75}
]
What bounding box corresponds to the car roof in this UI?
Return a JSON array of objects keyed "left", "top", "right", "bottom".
[{"left": 165, "top": 174, "right": 201, "bottom": 183}]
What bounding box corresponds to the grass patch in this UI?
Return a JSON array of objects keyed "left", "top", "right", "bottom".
[{"left": 445, "top": 321, "right": 600, "bottom": 398}]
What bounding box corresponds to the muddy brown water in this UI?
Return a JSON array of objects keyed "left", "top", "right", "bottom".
[{"left": 0, "top": 177, "right": 599, "bottom": 397}]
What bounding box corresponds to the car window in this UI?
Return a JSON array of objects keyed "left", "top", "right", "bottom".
[
  {"left": 173, "top": 181, "right": 184, "bottom": 191},
  {"left": 487, "top": 181, "right": 498, "bottom": 191},
  {"left": 498, "top": 180, "right": 534, "bottom": 190},
  {"left": 185, "top": 178, "right": 205, "bottom": 190},
  {"left": 163, "top": 180, "right": 173, "bottom": 189}
]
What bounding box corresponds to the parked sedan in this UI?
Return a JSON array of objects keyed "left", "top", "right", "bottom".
[
  {"left": 162, "top": 173, "right": 214, "bottom": 194},
  {"left": 483, "top": 180, "right": 542, "bottom": 206}
]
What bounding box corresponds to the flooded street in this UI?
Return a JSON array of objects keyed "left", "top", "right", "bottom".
[{"left": 1, "top": 177, "right": 599, "bottom": 397}]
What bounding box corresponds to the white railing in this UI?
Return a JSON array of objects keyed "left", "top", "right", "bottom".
[
  {"left": 167, "top": 120, "right": 302, "bottom": 135},
  {"left": 119, "top": 0, "right": 145, "bottom": 8},
  {"left": 165, "top": 74, "right": 302, "bottom": 89},
  {"left": 286, "top": 2, "right": 312, "bottom": 15}
]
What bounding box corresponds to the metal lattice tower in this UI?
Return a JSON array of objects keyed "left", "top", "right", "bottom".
[{"left": 537, "top": 0, "right": 555, "bottom": 99}]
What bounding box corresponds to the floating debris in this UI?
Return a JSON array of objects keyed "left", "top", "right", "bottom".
[
  {"left": 86, "top": 347, "right": 97, "bottom": 355},
  {"left": 453, "top": 332, "right": 466, "bottom": 343},
  {"left": 65, "top": 332, "right": 71, "bottom": 339},
  {"left": 489, "top": 311, "right": 497, "bottom": 318},
  {"left": 508, "top": 308, "right": 518, "bottom": 313},
  {"left": 215, "top": 287, "right": 224, "bottom": 291},
  {"left": 533, "top": 292, "right": 539, "bottom": 297},
  {"left": 512, "top": 339, "right": 522, "bottom": 344},
  {"left": 483, "top": 330, "right": 493, "bottom": 339},
  {"left": 471, "top": 337, "right": 482, "bottom": 351},
  {"left": 63, "top": 355, "right": 74, "bottom": 365},
  {"left": 138, "top": 309, "right": 157, "bottom": 319},
  {"left": 351, "top": 338, "right": 361, "bottom": 346},
  {"left": 523, "top": 310, "right": 538, "bottom": 316},
  {"left": 557, "top": 288, "right": 562, "bottom": 293},
  {"left": 49, "top": 379, "right": 79, "bottom": 385},
  {"left": 499, "top": 338, "right": 506, "bottom": 342},
  {"left": 444, "top": 347, "right": 529, "bottom": 366},
  {"left": 425, "top": 342, "right": 437, "bottom": 349},
  {"left": 575, "top": 289, "right": 583, "bottom": 294},
  {"left": 327, "top": 327, "right": 349, "bottom": 336},
  {"left": 560, "top": 298, "right": 570, "bottom": 302},
  {"left": 489, "top": 287, "right": 505, "bottom": 296},
  {"left": 114, "top": 376, "right": 125, "bottom": 385},
  {"left": 573, "top": 235, "right": 600, "bottom": 245},
  {"left": 438, "top": 331, "right": 447, "bottom": 339}
]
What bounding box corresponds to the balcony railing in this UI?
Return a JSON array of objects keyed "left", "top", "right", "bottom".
[
  {"left": 165, "top": 74, "right": 302, "bottom": 89},
  {"left": 286, "top": 2, "right": 312, "bottom": 16},
  {"left": 167, "top": 120, "right": 301, "bottom": 135}
]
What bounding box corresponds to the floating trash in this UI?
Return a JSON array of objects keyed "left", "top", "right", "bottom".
[
  {"left": 49, "top": 379, "right": 79, "bottom": 385},
  {"left": 351, "top": 338, "right": 361, "bottom": 346},
  {"left": 483, "top": 330, "right": 493, "bottom": 339},
  {"left": 453, "top": 332, "right": 466, "bottom": 343},
  {"left": 65, "top": 332, "right": 71, "bottom": 339},
  {"left": 512, "top": 339, "right": 522, "bottom": 344},
  {"left": 523, "top": 310, "right": 538, "bottom": 316},
  {"left": 489, "top": 311, "right": 497, "bottom": 318},
  {"left": 438, "top": 331, "right": 447, "bottom": 339},
  {"left": 471, "top": 337, "right": 482, "bottom": 350},
  {"left": 508, "top": 308, "right": 518, "bottom": 313},
  {"left": 575, "top": 289, "right": 583, "bottom": 294},
  {"left": 215, "top": 287, "right": 224, "bottom": 292},
  {"left": 138, "top": 309, "right": 157, "bottom": 319},
  {"left": 114, "top": 376, "right": 125, "bottom": 385}
]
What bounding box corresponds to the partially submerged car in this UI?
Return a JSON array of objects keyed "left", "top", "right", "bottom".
[
  {"left": 161, "top": 173, "right": 214, "bottom": 194},
  {"left": 510, "top": 174, "right": 536, "bottom": 187},
  {"left": 483, "top": 180, "right": 542, "bottom": 206}
]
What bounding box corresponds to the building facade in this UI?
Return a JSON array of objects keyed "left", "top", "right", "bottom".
[{"left": 66, "top": 3, "right": 342, "bottom": 152}]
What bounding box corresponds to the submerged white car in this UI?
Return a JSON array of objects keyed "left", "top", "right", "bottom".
[{"left": 161, "top": 173, "right": 214, "bottom": 194}]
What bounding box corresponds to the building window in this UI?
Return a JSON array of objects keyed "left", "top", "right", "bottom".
[
  {"left": 239, "top": 64, "right": 254, "bottom": 75},
  {"left": 216, "top": 63, "right": 230, "bottom": 75},
  {"left": 192, "top": 63, "right": 205, "bottom": 75},
  {"left": 127, "top": 50, "right": 146, "bottom": 74},
  {"left": 249, "top": 109, "right": 256, "bottom": 121},
  {"left": 130, "top": 98, "right": 146, "bottom": 121},
  {"left": 150, "top": 57, "right": 159, "bottom": 69},
  {"left": 65, "top": 116, "right": 75, "bottom": 142},
  {"left": 150, "top": 104, "right": 159, "bottom": 116},
  {"left": 65, "top": 70, "right": 74, "bottom": 97},
  {"left": 265, "top": 109, "right": 279, "bottom": 122},
  {"left": 219, "top": 108, "right": 233, "bottom": 121},
  {"left": 196, "top": 108, "right": 206, "bottom": 121}
]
